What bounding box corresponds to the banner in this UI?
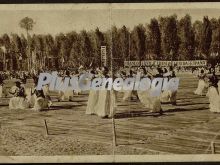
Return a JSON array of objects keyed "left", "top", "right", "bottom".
[
  {"left": 101, "top": 46, "right": 107, "bottom": 66},
  {"left": 124, "top": 60, "right": 207, "bottom": 67}
]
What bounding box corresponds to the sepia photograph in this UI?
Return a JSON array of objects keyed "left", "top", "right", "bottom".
[{"left": 0, "top": 3, "right": 220, "bottom": 163}]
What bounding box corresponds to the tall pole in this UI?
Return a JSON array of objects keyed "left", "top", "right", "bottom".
[{"left": 110, "top": 6, "right": 117, "bottom": 155}]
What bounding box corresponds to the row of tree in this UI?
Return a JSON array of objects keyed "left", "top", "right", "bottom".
[{"left": 0, "top": 14, "right": 219, "bottom": 69}]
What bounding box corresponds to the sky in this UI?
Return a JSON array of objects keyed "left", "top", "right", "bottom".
[{"left": 0, "top": 3, "right": 220, "bottom": 36}]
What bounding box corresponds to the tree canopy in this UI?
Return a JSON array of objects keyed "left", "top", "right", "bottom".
[{"left": 1, "top": 14, "right": 220, "bottom": 70}]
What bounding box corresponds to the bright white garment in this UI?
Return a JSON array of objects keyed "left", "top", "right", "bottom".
[
  {"left": 95, "top": 90, "right": 116, "bottom": 118},
  {"left": 32, "top": 97, "right": 51, "bottom": 111},
  {"left": 194, "top": 80, "right": 207, "bottom": 96},
  {"left": 9, "top": 97, "right": 29, "bottom": 110},
  {"left": 59, "top": 88, "right": 73, "bottom": 101},
  {"left": 86, "top": 90, "right": 99, "bottom": 115},
  {"left": 26, "top": 88, "right": 36, "bottom": 107},
  {"left": 207, "top": 86, "right": 220, "bottom": 113},
  {"left": 137, "top": 90, "right": 161, "bottom": 112},
  {"left": 160, "top": 90, "right": 177, "bottom": 103}
]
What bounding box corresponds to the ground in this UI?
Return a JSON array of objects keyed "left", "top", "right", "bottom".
[{"left": 0, "top": 73, "right": 220, "bottom": 156}]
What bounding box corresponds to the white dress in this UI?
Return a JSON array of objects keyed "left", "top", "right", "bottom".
[
  {"left": 86, "top": 90, "right": 99, "bottom": 115},
  {"left": 26, "top": 87, "right": 36, "bottom": 107},
  {"left": 32, "top": 97, "right": 51, "bottom": 111},
  {"left": 95, "top": 90, "right": 116, "bottom": 118},
  {"left": 137, "top": 89, "right": 161, "bottom": 112},
  {"left": 32, "top": 89, "right": 52, "bottom": 111},
  {"left": 194, "top": 74, "right": 208, "bottom": 96},
  {"left": 59, "top": 87, "right": 74, "bottom": 101},
  {"left": 194, "top": 79, "right": 207, "bottom": 95},
  {"left": 9, "top": 86, "right": 29, "bottom": 110},
  {"left": 207, "top": 86, "right": 220, "bottom": 113},
  {"left": 160, "top": 90, "right": 177, "bottom": 104}
]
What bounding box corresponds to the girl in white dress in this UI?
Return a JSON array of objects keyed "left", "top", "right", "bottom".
[
  {"left": 194, "top": 69, "right": 208, "bottom": 96},
  {"left": 160, "top": 66, "right": 178, "bottom": 105},
  {"left": 137, "top": 67, "right": 163, "bottom": 114},
  {"left": 122, "top": 70, "right": 133, "bottom": 101},
  {"left": 30, "top": 80, "right": 52, "bottom": 111},
  {"left": 94, "top": 67, "right": 116, "bottom": 118},
  {"left": 86, "top": 70, "right": 99, "bottom": 115},
  {"left": 9, "top": 81, "right": 29, "bottom": 110},
  {"left": 206, "top": 70, "right": 220, "bottom": 113},
  {"left": 26, "top": 85, "right": 36, "bottom": 108},
  {"left": 58, "top": 70, "right": 74, "bottom": 101}
]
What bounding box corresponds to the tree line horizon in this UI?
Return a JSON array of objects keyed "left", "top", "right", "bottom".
[{"left": 0, "top": 14, "right": 219, "bottom": 70}]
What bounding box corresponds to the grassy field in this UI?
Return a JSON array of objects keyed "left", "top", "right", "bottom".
[{"left": 0, "top": 73, "right": 220, "bottom": 155}]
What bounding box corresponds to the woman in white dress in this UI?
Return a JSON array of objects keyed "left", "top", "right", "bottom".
[
  {"left": 122, "top": 70, "right": 133, "bottom": 101},
  {"left": 26, "top": 85, "right": 36, "bottom": 108},
  {"left": 137, "top": 67, "right": 163, "bottom": 114},
  {"left": 194, "top": 69, "right": 208, "bottom": 96},
  {"left": 58, "top": 70, "right": 74, "bottom": 101},
  {"left": 160, "top": 66, "right": 178, "bottom": 105},
  {"left": 86, "top": 69, "right": 99, "bottom": 115},
  {"left": 86, "top": 70, "right": 99, "bottom": 115},
  {"left": 9, "top": 81, "right": 29, "bottom": 110},
  {"left": 206, "top": 69, "right": 220, "bottom": 113},
  {"left": 94, "top": 67, "right": 116, "bottom": 118},
  {"left": 31, "top": 88, "right": 52, "bottom": 111}
]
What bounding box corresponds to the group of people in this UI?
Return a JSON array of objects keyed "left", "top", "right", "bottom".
[
  {"left": 0, "top": 63, "right": 219, "bottom": 118},
  {"left": 7, "top": 80, "right": 52, "bottom": 111},
  {"left": 194, "top": 67, "right": 220, "bottom": 113},
  {"left": 85, "top": 66, "right": 177, "bottom": 118}
]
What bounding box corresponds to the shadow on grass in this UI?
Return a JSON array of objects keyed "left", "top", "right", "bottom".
[
  {"left": 175, "top": 102, "right": 209, "bottom": 106},
  {"left": 115, "top": 106, "right": 208, "bottom": 119},
  {"left": 114, "top": 110, "right": 173, "bottom": 119},
  {"left": 45, "top": 104, "right": 85, "bottom": 110},
  {"left": 165, "top": 107, "right": 208, "bottom": 113}
]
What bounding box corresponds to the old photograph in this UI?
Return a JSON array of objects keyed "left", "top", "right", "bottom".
[{"left": 0, "top": 3, "right": 220, "bottom": 163}]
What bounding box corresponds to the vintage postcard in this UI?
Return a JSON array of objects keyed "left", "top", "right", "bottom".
[{"left": 0, "top": 2, "right": 220, "bottom": 163}]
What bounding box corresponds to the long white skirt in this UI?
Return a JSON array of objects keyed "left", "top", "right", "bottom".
[
  {"left": 25, "top": 87, "right": 36, "bottom": 107},
  {"left": 9, "top": 97, "right": 30, "bottom": 110},
  {"left": 95, "top": 90, "right": 116, "bottom": 118},
  {"left": 137, "top": 90, "right": 161, "bottom": 112},
  {"left": 194, "top": 80, "right": 207, "bottom": 96},
  {"left": 59, "top": 89, "right": 74, "bottom": 101},
  {"left": 32, "top": 97, "right": 51, "bottom": 111},
  {"left": 206, "top": 87, "right": 220, "bottom": 113},
  {"left": 0, "top": 85, "right": 2, "bottom": 98},
  {"left": 86, "top": 90, "right": 99, "bottom": 115},
  {"left": 160, "top": 90, "right": 177, "bottom": 103}
]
